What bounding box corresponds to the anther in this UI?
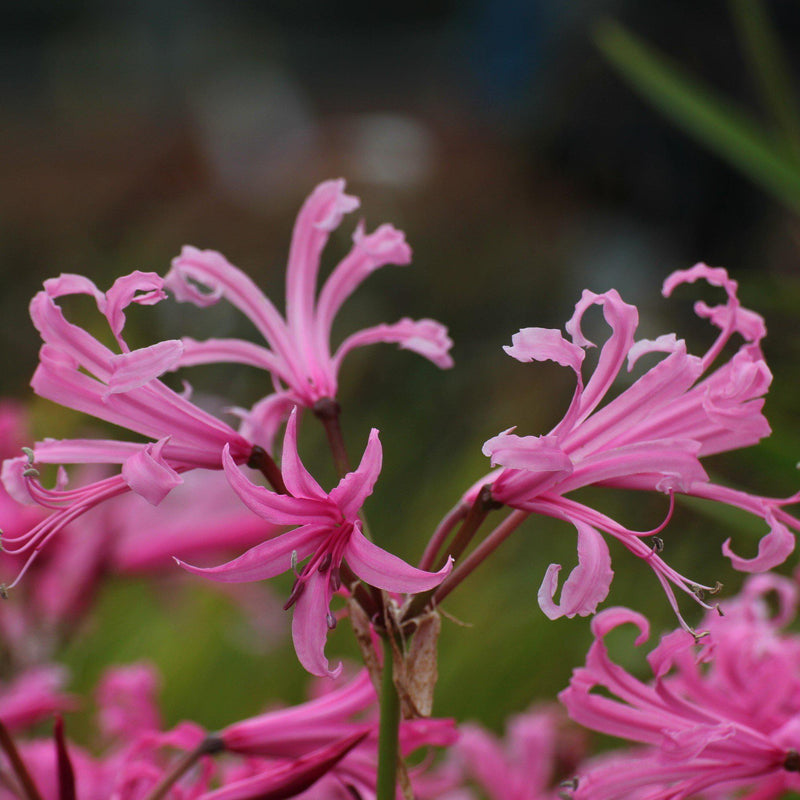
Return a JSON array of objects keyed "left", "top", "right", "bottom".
[
  {"left": 22, "top": 467, "right": 40, "bottom": 478},
  {"left": 326, "top": 612, "right": 337, "bottom": 630},
  {"left": 0, "top": 585, "right": 8, "bottom": 600},
  {"left": 690, "top": 584, "right": 706, "bottom": 601},
  {"left": 558, "top": 777, "right": 579, "bottom": 799},
  {"left": 330, "top": 567, "right": 341, "bottom": 592},
  {"left": 785, "top": 750, "right": 800, "bottom": 772},
  {"left": 709, "top": 581, "right": 723, "bottom": 595},
  {"left": 283, "top": 579, "right": 306, "bottom": 611},
  {"left": 651, "top": 536, "right": 664, "bottom": 553},
  {"left": 291, "top": 550, "right": 298, "bottom": 573},
  {"left": 21, "top": 447, "right": 35, "bottom": 464},
  {"left": 318, "top": 552, "right": 333, "bottom": 573}
]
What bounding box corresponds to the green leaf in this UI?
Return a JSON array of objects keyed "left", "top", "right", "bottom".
[{"left": 595, "top": 19, "right": 800, "bottom": 215}]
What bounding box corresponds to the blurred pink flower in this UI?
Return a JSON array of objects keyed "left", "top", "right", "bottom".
[
  {"left": 0, "top": 665, "right": 76, "bottom": 733},
  {"left": 1, "top": 271, "right": 255, "bottom": 588},
  {"left": 163, "top": 179, "right": 453, "bottom": 445},
  {"left": 468, "top": 264, "right": 798, "bottom": 626},
  {"left": 559, "top": 575, "right": 800, "bottom": 799},
  {"left": 178, "top": 408, "right": 452, "bottom": 676}
]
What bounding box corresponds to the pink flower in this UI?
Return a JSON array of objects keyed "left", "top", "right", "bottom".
[
  {"left": 0, "top": 666, "right": 77, "bottom": 733},
  {"left": 418, "top": 705, "right": 585, "bottom": 800},
  {"left": 163, "top": 179, "right": 453, "bottom": 442},
  {"left": 178, "top": 408, "right": 452, "bottom": 676},
  {"left": 1, "top": 270, "right": 255, "bottom": 588},
  {"left": 468, "top": 264, "right": 798, "bottom": 626},
  {"left": 559, "top": 577, "right": 800, "bottom": 799},
  {"left": 220, "top": 668, "right": 456, "bottom": 799}
]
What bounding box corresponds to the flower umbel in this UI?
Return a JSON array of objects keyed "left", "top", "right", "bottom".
[
  {"left": 469, "top": 264, "right": 798, "bottom": 627},
  {"left": 163, "top": 179, "right": 453, "bottom": 447},
  {"left": 177, "top": 408, "right": 452, "bottom": 677}
]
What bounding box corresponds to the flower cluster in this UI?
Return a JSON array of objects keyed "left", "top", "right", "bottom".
[
  {"left": 467, "top": 264, "right": 799, "bottom": 627},
  {"left": 560, "top": 575, "right": 800, "bottom": 799}
]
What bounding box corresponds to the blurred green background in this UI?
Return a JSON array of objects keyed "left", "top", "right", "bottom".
[{"left": 2, "top": 0, "right": 800, "bottom": 752}]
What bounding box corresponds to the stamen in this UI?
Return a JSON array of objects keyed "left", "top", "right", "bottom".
[
  {"left": 283, "top": 579, "right": 305, "bottom": 611},
  {"left": 318, "top": 552, "right": 333, "bottom": 573},
  {"left": 291, "top": 550, "right": 298, "bottom": 574},
  {"left": 0, "top": 585, "right": 7, "bottom": 600},
  {"left": 330, "top": 567, "right": 341, "bottom": 592},
  {"left": 326, "top": 612, "right": 337, "bottom": 630},
  {"left": 651, "top": 536, "right": 664, "bottom": 553},
  {"left": 21, "top": 447, "right": 35, "bottom": 464},
  {"left": 558, "top": 777, "right": 579, "bottom": 799},
  {"left": 22, "top": 468, "right": 40, "bottom": 479}
]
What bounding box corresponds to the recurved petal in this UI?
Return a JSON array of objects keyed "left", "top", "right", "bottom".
[
  {"left": 105, "top": 340, "right": 184, "bottom": 396},
  {"left": 121, "top": 438, "right": 183, "bottom": 505},
  {"left": 537, "top": 521, "right": 613, "bottom": 620},
  {"left": 292, "top": 570, "right": 343, "bottom": 678},
  {"left": 503, "top": 327, "right": 585, "bottom": 372},
  {"left": 104, "top": 271, "right": 166, "bottom": 345},
  {"left": 345, "top": 525, "right": 452, "bottom": 593},
  {"left": 222, "top": 444, "right": 335, "bottom": 525},
  {"left": 329, "top": 428, "right": 382, "bottom": 520},
  {"left": 722, "top": 510, "right": 795, "bottom": 572},
  {"left": 333, "top": 317, "right": 454, "bottom": 371},
  {"left": 175, "top": 524, "right": 322, "bottom": 583},
  {"left": 281, "top": 408, "right": 326, "bottom": 500},
  {"left": 481, "top": 431, "right": 572, "bottom": 473}
]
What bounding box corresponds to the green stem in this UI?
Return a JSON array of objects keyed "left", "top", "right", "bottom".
[
  {"left": 143, "top": 736, "right": 224, "bottom": 800},
  {"left": 418, "top": 501, "right": 468, "bottom": 571},
  {"left": 375, "top": 636, "right": 401, "bottom": 800}
]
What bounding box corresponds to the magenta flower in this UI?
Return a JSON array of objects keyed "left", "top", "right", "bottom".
[
  {"left": 559, "top": 578, "right": 800, "bottom": 799},
  {"left": 163, "top": 179, "right": 453, "bottom": 441},
  {"left": 178, "top": 408, "right": 452, "bottom": 676},
  {"left": 468, "top": 264, "right": 799, "bottom": 626},
  {"left": 1, "top": 270, "right": 255, "bottom": 588}
]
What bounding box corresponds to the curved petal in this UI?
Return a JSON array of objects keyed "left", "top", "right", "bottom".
[
  {"left": 721, "top": 511, "right": 795, "bottom": 572},
  {"left": 316, "top": 220, "right": 412, "bottom": 350},
  {"left": 345, "top": 526, "right": 452, "bottom": 593},
  {"left": 121, "top": 438, "right": 183, "bottom": 505},
  {"left": 330, "top": 428, "right": 382, "bottom": 520},
  {"left": 481, "top": 431, "right": 572, "bottom": 473},
  {"left": 175, "top": 524, "right": 322, "bottom": 583},
  {"left": 503, "top": 327, "right": 585, "bottom": 372},
  {"left": 334, "top": 317, "right": 454, "bottom": 373},
  {"left": 104, "top": 271, "right": 166, "bottom": 347},
  {"left": 281, "top": 408, "right": 326, "bottom": 500},
  {"left": 564, "top": 289, "right": 638, "bottom": 427},
  {"left": 229, "top": 393, "right": 296, "bottom": 454},
  {"left": 222, "top": 444, "right": 335, "bottom": 526},
  {"left": 106, "top": 340, "right": 184, "bottom": 396},
  {"left": 292, "top": 570, "right": 343, "bottom": 678},
  {"left": 537, "top": 521, "right": 613, "bottom": 620}
]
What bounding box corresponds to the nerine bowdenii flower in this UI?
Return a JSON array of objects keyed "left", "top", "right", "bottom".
[
  {"left": 178, "top": 408, "right": 452, "bottom": 677},
  {"left": 467, "top": 264, "right": 799, "bottom": 626},
  {"left": 163, "top": 178, "right": 453, "bottom": 446},
  {"left": 559, "top": 574, "right": 800, "bottom": 799}
]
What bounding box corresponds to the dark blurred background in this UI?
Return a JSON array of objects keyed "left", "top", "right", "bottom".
[{"left": 3, "top": 0, "right": 800, "bottom": 739}]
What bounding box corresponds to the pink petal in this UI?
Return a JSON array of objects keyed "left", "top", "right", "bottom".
[
  {"left": 229, "top": 393, "right": 296, "bottom": 454},
  {"left": 315, "top": 220, "right": 412, "bottom": 345},
  {"left": 104, "top": 271, "right": 166, "bottom": 346},
  {"left": 722, "top": 511, "right": 795, "bottom": 572},
  {"left": 175, "top": 524, "right": 322, "bottom": 583},
  {"left": 285, "top": 179, "right": 360, "bottom": 346},
  {"left": 105, "top": 340, "right": 184, "bottom": 396},
  {"left": 537, "top": 521, "right": 613, "bottom": 620},
  {"left": 334, "top": 317, "right": 454, "bottom": 371},
  {"left": 481, "top": 430, "right": 572, "bottom": 473},
  {"left": 292, "top": 570, "right": 342, "bottom": 677},
  {"left": 281, "top": 408, "right": 326, "bottom": 500},
  {"left": 345, "top": 525, "right": 452, "bottom": 593},
  {"left": 329, "top": 428, "right": 382, "bottom": 520},
  {"left": 222, "top": 444, "right": 335, "bottom": 526},
  {"left": 121, "top": 438, "right": 183, "bottom": 505},
  {"left": 503, "top": 327, "right": 585, "bottom": 372}
]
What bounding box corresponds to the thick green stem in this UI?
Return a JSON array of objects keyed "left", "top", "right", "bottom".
[{"left": 375, "top": 636, "right": 401, "bottom": 800}]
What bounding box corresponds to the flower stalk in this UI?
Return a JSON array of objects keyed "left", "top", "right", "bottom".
[{"left": 376, "top": 634, "right": 401, "bottom": 800}]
